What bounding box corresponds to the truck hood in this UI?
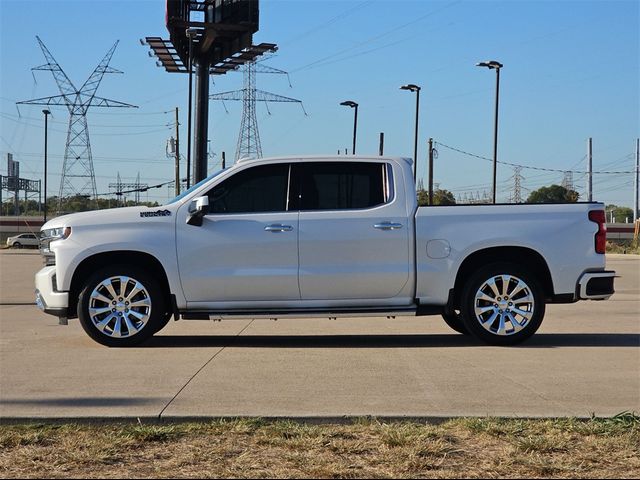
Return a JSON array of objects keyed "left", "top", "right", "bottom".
[{"left": 41, "top": 205, "right": 177, "bottom": 230}]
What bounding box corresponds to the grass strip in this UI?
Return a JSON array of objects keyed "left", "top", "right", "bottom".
[{"left": 1, "top": 413, "right": 638, "bottom": 478}]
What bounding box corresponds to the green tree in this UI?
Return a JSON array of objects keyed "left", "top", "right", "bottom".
[
  {"left": 1, "top": 196, "right": 159, "bottom": 216},
  {"left": 526, "top": 184, "right": 579, "bottom": 203},
  {"left": 417, "top": 188, "right": 457, "bottom": 206},
  {"left": 605, "top": 204, "right": 634, "bottom": 223}
]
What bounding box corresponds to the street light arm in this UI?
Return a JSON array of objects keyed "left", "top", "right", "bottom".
[
  {"left": 400, "top": 84, "right": 421, "bottom": 92},
  {"left": 477, "top": 60, "right": 503, "bottom": 69},
  {"left": 340, "top": 100, "right": 358, "bottom": 108}
]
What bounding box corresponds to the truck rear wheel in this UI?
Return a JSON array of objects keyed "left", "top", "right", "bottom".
[
  {"left": 77, "top": 265, "right": 167, "bottom": 347},
  {"left": 441, "top": 310, "right": 469, "bottom": 335},
  {"left": 460, "top": 262, "right": 545, "bottom": 345}
]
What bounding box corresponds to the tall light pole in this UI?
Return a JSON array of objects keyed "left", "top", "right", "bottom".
[
  {"left": 186, "top": 28, "right": 197, "bottom": 189},
  {"left": 635, "top": 138, "right": 639, "bottom": 222},
  {"left": 340, "top": 100, "right": 358, "bottom": 155},
  {"left": 400, "top": 84, "right": 421, "bottom": 183},
  {"left": 476, "top": 60, "right": 503, "bottom": 204},
  {"left": 42, "top": 109, "right": 51, "bottom": 222}
]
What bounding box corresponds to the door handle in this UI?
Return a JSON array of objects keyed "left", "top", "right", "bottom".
[
  {"left": 264, "top": 224, "right": 293, "bottom": 232},
  {"left": 373, "top": 222, "right": 403, "bottom": 230}
]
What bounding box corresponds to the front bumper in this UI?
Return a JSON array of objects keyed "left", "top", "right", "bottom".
[
  {"left": 35, "top": 266, "right": 69, "bottom": 317},
  {"left": 577, "top": 270, "right": 615, "bottom": 300}
]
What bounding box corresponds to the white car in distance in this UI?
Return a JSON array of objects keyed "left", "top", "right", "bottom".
[{"left": 6, "top": 233, "right": 39, "bottom": 248}]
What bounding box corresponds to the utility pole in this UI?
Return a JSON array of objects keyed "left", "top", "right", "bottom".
[
  {"left": 635, "top": 138, "right": 639, "bottom": 222},
  {"left": 194, "top": 58, "right": 210, "bottom": 183},
  {"left": 222, "top": 151, "right": 226, "bottom": 169},
  {"left": 174, "top": 107, "right": 180, "bottom": 196},
  {"left": 476, "top": 61, "right": 503, "bottom": 204},
  {"left": 185, "top": 28, "right": 196, "bottom": 189},
  {"left": 42, "top": 109, "right": 50, "bottom": 222},
  {"left": 587, "top": 137, "right": 593, "bottom": 202},
  {"left": 379, "top": 132, "right": 384, "bottom": 156},
  {"left": 428, "top": 138, "right": 434, "bottom": 205}
]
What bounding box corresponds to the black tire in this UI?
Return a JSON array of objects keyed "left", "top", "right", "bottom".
[
  {"left": 77, "top": 265, "right": 167, "bottom": 347},
  {"left": 151, "top": 312, "right": 173, "bottom": 335},
  {"left": 441, "top": 310, "right": 469, "bottom": 335},
  {"left": 13, "top": 242, "right": 21, "bottom": 249},
  {"left": 459, "top": 262, "right": 545, "bottom": 346}
]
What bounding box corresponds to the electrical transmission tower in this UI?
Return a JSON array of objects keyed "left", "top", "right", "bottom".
[
  {"left": 210, "top": 60, "right": 306, "bottom": 162},
  {"left": 561, "top": 170, "right": 574, "bottom": 191},
  {"left": 109, "top": 172, "right": 148, "bottom": 206},
  {"left": 461, "top": 190, "right": 492, "bottom": 204},
  {"left": 18, "top": 36, "right": 136, "bottom": 213},
  {"left": 512, "top": 166, "right": 524, "bottom": 203}
]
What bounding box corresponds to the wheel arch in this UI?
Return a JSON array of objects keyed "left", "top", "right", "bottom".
[
  {"left": 69, "top": 250, "right": 172, "bottom": 319},
  {"left": 452, "top": 246, "right": 554, "bottom": 307}
]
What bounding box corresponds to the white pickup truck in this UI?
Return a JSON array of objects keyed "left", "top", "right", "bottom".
[{"left": 36, "top": 155, "right": 615, "bottom": 347}]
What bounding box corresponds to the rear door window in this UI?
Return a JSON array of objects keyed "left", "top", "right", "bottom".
[{"left": 294, "top": 162, "right": 388, "bottom": 211}]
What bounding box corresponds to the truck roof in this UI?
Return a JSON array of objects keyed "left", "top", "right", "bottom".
[{"left": 236, "top": 154, "right": 413, "bottom": 166}]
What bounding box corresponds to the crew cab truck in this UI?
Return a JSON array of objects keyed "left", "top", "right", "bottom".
[{"left": 35, "top": 155, "right": 615, "bottom": 347}]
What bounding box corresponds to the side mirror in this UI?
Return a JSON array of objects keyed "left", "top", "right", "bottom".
[{"left": 187, "top": 196, "right": 209, "bottom": 226}]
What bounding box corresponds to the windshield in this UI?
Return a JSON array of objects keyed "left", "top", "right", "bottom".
[{"left": 165, "top": 168, "right": 226, "bottom": 205}]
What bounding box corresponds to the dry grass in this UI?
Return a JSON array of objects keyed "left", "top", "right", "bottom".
[
  {"left": 607, "top": 240, "right": 640, "bottom": 255},
  {"left": 0, "top": 413, "right": 638, "bottom": 478}
]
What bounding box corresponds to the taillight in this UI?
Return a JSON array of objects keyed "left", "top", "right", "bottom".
[{"left": 588, "top": 210, "right": 606, "bottom": 254}]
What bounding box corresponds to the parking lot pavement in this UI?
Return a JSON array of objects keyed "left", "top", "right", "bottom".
[
  {"left": 0, "top": 249, "right": 41, "bottom": 304},
  {"left": 0, "top": 251, "right": 638, "bottom": 420}
]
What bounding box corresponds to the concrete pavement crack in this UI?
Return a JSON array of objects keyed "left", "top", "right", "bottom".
[{"left": 158, "top": 319, "right": 255, "bottom": 418}]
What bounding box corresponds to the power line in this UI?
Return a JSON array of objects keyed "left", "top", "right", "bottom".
[
  {"left": 1, "top": 113, "right": 171, "bottom": 135},
  {"left": 435, "top": 141, "right": 635, "bottom": 174},
  {"left": 291, "top": 1, "right": 460, "bottom": 73},
  {"left": 279, "top": 0, "right": 374, "bottom": 47},
  {"left": 1, "top": 111, "right": 172, "bottom": 128},
  {"left": 96, "top": 179, "right": 173, "bottom": 197}
]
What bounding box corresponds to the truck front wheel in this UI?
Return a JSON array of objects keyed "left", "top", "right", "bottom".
[
  {"left": 77, "top": 265, "right": 167, "bottom": 347},
  {"left": 460, "top": 263, "right": 545, "bottom": 345}
]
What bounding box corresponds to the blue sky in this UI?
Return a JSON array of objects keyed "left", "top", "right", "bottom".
[{"left": 1, "top": 0, "right": 638, "bottom": 207}]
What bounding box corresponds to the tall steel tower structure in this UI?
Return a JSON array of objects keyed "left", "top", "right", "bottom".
[
  {"left": 210, "top": 61, "right": 306, "bottom": 162},
  {"left": 512, "top": 166, "right": 523, "bottom": 203},
  {"left": 18, "top": 36, "right": 136, "bottom": 213},
  {"left": 561, "top": 170, "right": 574, "bottom": 192}
]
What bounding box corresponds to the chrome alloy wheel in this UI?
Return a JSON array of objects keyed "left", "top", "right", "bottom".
[
  {"left": 88, "top": 276, "right": 152, "bottom": 338},
  {"left": 473, "top": 274, "right": 534, "bottom": 336}
]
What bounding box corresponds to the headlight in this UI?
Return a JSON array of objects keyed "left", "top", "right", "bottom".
[
  {"left": 41, "top": 227, "right": 72, "bottom": 241},
  {"left": 40, "top": 227, "right": 71, "bottom": 265}
]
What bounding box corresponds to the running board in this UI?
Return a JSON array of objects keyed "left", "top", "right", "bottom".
[{"left": 181, "top": 307, "right": 418, "bottom": 321}]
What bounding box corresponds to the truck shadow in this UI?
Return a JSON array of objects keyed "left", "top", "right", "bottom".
[
  {"left": 0, "top": 397, "right": 161, "bottom": 407},
  {"left": 143, "top": 333, "right": 640, "bottom": 349}
]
